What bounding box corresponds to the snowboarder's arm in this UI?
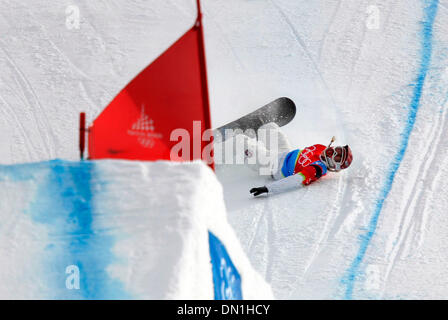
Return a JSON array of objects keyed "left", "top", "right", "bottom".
[
  {"left": 265, "top": 172, "right": 306, "bottom": 194},
  {"left": 251, "top": 163, "right": 325, "bottom": 196}
]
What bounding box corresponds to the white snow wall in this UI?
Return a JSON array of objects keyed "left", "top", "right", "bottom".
[{"left": 0, "top": 159, "right": 273, "bottom": 299}]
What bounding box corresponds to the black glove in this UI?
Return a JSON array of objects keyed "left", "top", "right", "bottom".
[{"left": 250, "top": 186, "right": 269, "bottom": 197}]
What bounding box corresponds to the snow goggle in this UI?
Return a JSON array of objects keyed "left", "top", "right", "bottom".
[
  {"left": 321, "top": 146, "right": 346, "bottom": 172},
  {"left": 320, "top": 137, "right": 347, "bottom": 172}
]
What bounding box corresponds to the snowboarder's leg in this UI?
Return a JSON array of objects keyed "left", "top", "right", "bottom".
[
  {"left": 256, "top": 122, "right": 291, "bottom": 178},
  {"left": 237, "top": 123, "right": 292, "bottom": 177},
  {"left": 231, "top": 132, "right": 276, "bottom": 177},
  {"left": 241, "top": 134, "right": 270, "bottom": 170},
  {"left": 258, "top": 122, "right": 292, "bottom": 154},
  {"left": 270, "top": 151, "right": 289, "bottom": 180}
]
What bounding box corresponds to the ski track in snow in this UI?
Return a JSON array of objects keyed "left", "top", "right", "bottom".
[
  {"left": 0, "top": 42, "right": 56, "bottom": 160},
  {"left": 270, "top": 0, "right": 338, "bottom": 111},
  {"left": 342, "top": 0, "right": 440, "bottom": 299},
  {"left": 374, "top": 87, "right": 448, "bottom": 298},
  {"left": 317, "top": 0, "right": 342, "bottom": 63}
]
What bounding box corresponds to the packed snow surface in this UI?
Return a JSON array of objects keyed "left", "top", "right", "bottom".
[
  {"left": 1, "top": 0, "right": 448, "bottom": 299},
  {"left": 0, "top": 159, "right": 273, "bottom": 299}
]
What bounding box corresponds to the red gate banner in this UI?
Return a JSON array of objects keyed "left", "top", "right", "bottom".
[{"left": 88, "top": 3, "right": 213, "bottom": 168}]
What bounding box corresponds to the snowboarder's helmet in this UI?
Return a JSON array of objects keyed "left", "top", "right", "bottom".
[{"left": 320, "top": 145, "right": 353, "bottom": 172}]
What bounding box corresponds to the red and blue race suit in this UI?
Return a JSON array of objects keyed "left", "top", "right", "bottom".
[{"left": 268, "top": 144, "right": 328, "bottom": 194}]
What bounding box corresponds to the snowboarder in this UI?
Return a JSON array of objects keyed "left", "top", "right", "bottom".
[{"left": 244, "top": 123, "right": 353, "bottom": 196}]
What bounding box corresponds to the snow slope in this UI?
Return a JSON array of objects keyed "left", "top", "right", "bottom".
[
  {"left": 0, "top": 159, "right": 273, "bottom": 299},
  {"left": 215, "top": 0, "right": 448, "bottom": 299},
  {"left": 1, "top": 0, "right": 448, "bottom": 299}
]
